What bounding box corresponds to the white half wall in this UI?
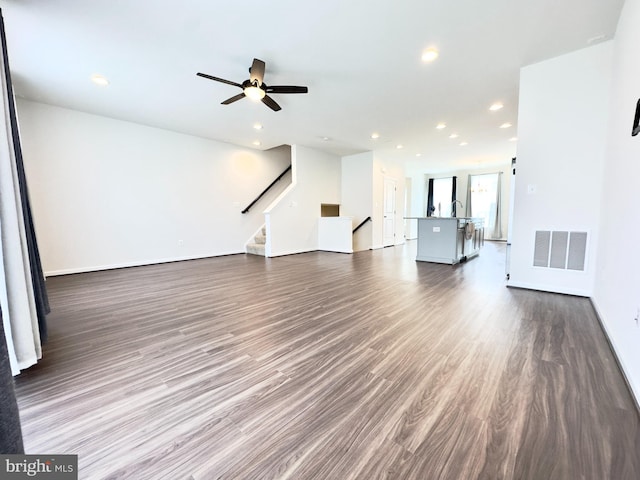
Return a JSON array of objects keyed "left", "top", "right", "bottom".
[
  {"left": 265, "top": 144, "right": 341, "bottom": 257},
  {"left": 16, "top": 100, "right": 291, "bottom": 275},
  {"left": 507, "top": 42, "right": 613, "bottom": 297},
  {"left": 318, "top": 217, "right": 353, "bottom": 254},
  {"left": 592, "top": 0, "right": 640, "bottom": 404}
]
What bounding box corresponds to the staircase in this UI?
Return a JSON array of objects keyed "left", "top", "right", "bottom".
[{"left": 246, "top": 226, "right": 267, "bottom": 256}]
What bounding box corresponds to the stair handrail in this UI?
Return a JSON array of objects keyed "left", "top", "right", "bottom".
[
  {"left": 242, "top": 164, "right": 292, "bottom": 214},
  {"left": 352, "top": 216, "right": 372, "bottom": 234}
]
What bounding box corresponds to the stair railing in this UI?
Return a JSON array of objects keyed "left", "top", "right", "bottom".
[
  {"left": 242, "top": 164, "right": 292, "bottom": 214},
  {"left": 352, "top": 216, "right": 372, "bottom": 234}
]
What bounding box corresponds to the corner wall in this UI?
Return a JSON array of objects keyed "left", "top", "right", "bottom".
[
  {"left": 341, "top": 152, "right": 406, "bottom": 251},
  {"left": 341, "top": 152, "right": 374, "bottom": 251},
  {"left": 17, "top": 100, "right": 291, "bottom": 274},
  {"left": 265, "top": 144, "right": 341, "bottom": 256},
  {"left": 593, "top": 0, "right": 640, "bottom": 403},
  {"left": 507, "top": 42, "right": 613, "bottom": 297}
]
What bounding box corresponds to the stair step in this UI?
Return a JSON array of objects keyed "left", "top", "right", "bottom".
[
  {"left": 246, "top": 243, "right": 266, "bottom": 256},
  {"left": 254, "top": 233, "right": 266, "bottom": 244}
]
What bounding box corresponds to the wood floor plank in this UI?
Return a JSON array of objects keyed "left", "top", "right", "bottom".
[{"left": 12, "top": 241, "right": 640, "bottom": 479}]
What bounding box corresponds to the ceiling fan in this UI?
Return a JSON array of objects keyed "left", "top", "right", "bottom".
[{"left": 197, "top": 58, "right": 308, "bottom": 112}]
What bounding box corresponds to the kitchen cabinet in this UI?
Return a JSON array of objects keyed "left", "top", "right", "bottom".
[{"left": 408, "top": 217, "right": 484, "bottom": 264}]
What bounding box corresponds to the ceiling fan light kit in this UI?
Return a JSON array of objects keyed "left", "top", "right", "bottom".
[
  {"left": 197, "top": 58, "right": 308, "bottom": 112},
  {"left": 244, "top": 85, "right": 265, "bottom": 101}
]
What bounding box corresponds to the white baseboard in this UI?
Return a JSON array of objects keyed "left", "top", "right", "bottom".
[
  {"left": 506, "top": 280, "right": 591, "bottom": 298},
  {"left": 590, "top": 298, "right": 640, "bottom": 412},
  {"left": 267, "top": 248, "right": 316, "bottom": 257},
  {"left": 44, "top": 250, "right": 245, "bottom": 277}
]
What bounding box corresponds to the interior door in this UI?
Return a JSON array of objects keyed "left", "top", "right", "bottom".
[{"left": 383, "top": 177, "right": 396, "bottom": 247}]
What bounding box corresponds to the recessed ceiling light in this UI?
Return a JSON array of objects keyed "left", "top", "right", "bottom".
[
  {"left": 459, "top": 141, "right": 468, "bottom": 146},
  {"left": 90, "top": 74, "right": 109, "bottom": 86},
  {"left": 421, "top": 47, "right": 439, "bottom": 62},
  {"left": 322, "top": 136, "right": 330, "bottom": 141},
  {"left": 436, "top": 123, "right": 446, "bottom": 130},
  {"left": 416, "top": 153, "right": 422, "bottom": 157},
  {"left": 499, "top": 123, "right": 512, "bottom": 129},
  {"left": 449, "top": 133, "right": 459, "bottom": 139},
  {"left": 396, "top": 144, "right": 404, "bottom": 149},
  {"left": 489, "top": 102, "right": 504, "bottom": 111},
  {"left": 371, "top": 133, "right": 380, "bottom": 139},
  {"left": 253, "top": 123, "right": 263, "bottom": 130},
  {"left": 509, "top": 137, "right": 518, "bottom": 142},
  {"left": 252, "top": 140, "right": 261, "bottom": 146}
]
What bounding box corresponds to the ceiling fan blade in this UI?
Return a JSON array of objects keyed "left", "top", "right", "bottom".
[
  {"left": 266, "top": 85, "right": 308, "bottom": 94},
  {"left": 261, "top": 95, "right": 281, "bottom": 112},
  {"left": 221, "top": 93, "right": 246, "bottom": 105},
  {"left": 250, "top": 58, "right": 265, "bottom": 86},
  {"left": 196, "top": 72, "right": 243, "bottom": 89}
]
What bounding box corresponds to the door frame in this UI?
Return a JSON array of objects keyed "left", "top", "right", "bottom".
[{"left": 383, "top": 176, "right": 397, "bottom": 247}]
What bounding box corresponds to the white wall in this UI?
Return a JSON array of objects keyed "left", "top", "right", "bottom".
[
  {"left": 265, "top": 144, "right": 341, "bottom": 256},
  {"left": 17, "top": 100, "right": 291, "bottom": 275},
  {"left": 507, "top": 42, "right": 613, "bottom": 296},
  {"left": 593, "top": 0, "right": 640, "bottom": 403},
  {"left": 404, "top": 170, "right": 426, "bottom": 240},
  {"left": 341, "top": 152, "right": 373, "bottom": 251}
]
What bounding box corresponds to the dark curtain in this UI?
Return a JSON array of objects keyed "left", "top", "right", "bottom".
[
  {"left": 426, "top": 178, "right": 434, "bottom": 216},
  {"left": 0, "top": 10, "right": 49, "bottom": 342},
  {"left": 451, "top": 176, "right": 457, "bottom": 216},
  {"left": 0, "top": 308, "right": 24, "bottom": 454}
]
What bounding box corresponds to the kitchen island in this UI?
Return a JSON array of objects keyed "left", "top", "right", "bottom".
[{"left": 407, "top": 217, "right": 484, "bottom": 264}]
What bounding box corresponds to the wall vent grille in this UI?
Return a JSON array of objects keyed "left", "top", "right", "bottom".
[{"left": 533, "top": 230, "right": 588, "bottom": 271}]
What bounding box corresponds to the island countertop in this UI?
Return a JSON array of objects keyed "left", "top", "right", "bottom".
[
  {"left": 409, "top": 217, "right": 484, "bottom": 264},
  {"left": 404, "top": 216, "right": 482, "bottom": 221}
]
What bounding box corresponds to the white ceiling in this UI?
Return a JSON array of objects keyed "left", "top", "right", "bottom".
[{"left": 0, "top": 0, "right": 625, "bottom": 172}]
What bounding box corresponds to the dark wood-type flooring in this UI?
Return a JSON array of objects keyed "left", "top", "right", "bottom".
[{"left": 14, "top": 241, "right": 640, "bottom": 479}]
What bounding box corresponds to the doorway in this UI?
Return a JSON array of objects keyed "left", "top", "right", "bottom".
[{"left": 383, "top": 177, "right": 396, "bottom": 247}]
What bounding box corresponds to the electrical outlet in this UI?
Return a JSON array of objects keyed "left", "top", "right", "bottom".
[{"left": 178, "top": 239, "right": 184, "bottom": 246}]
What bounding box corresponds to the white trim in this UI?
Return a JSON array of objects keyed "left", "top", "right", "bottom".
[
  {"left": 506, "top": 280, "right": 590, "bottom": 298},
  {"left": 590, "top": 298, "right": 640, "bottom": 409},
  {"left": 44, "top": 250, "right": 245, "bottom": 277},
  {"left": 267, "top": 248, "right": 317, "bottom": 258}
]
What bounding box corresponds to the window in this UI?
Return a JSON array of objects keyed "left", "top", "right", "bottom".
[
  {"left": 432, "top": 177, "right": 453, "bottom": 217},
  {"left": 469, "top": 173, "right": 500, "bottom": 238}
]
